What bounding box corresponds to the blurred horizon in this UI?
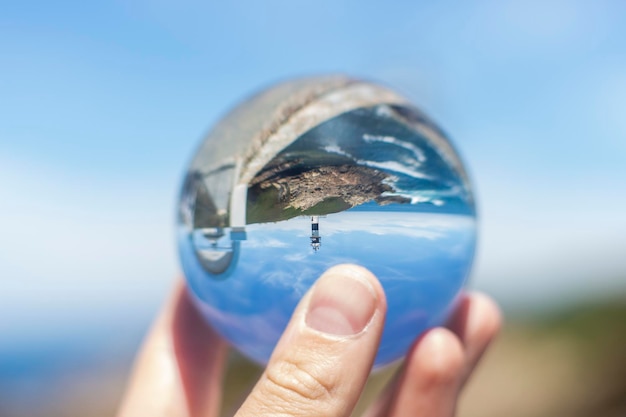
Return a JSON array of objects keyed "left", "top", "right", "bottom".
[{"left": 1, "top": 1, "right": 626, "bottom": 416}]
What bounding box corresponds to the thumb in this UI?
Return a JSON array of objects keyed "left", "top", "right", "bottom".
[{"left": 236, "top": 264, "right": 387, "bottom": 417}]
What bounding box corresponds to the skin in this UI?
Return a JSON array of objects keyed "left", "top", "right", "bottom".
[{"left": 118, "top": 264, "right": 501, "bottom": 417}]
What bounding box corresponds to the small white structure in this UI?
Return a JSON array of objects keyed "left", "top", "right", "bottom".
[
  {"left": 230, "top": 183, "right": 248, "bottom": 233},
  {"left": 310, "top": 216, "right": 321, "bottom": 251}
]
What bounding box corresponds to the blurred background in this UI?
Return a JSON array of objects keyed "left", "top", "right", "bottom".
[{"left": 1, "top": 1, "right": 625, "bottom": 416}]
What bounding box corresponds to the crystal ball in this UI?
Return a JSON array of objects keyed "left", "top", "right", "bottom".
[{"left": 177, "top": 76, "right": 476, "bottom": 368}]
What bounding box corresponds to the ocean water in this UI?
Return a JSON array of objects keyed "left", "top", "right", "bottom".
[
  {"left": 179, "top": 209, "right": 475, "bottom": 367},
  {"left": 248, "top": 104, "right": 474, "bottom": 213}
]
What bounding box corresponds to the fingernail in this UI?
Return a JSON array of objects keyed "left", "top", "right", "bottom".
[{"left": 305, "top": 266, "right": 378, "bottom": 336}]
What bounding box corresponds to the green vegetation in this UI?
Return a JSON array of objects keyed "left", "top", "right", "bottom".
[
  {"left": 520, "top": 296, "right": 626, "bottom": 367},
  {"left": 246, "top": 185, "right": 352, "bottom": 224}
]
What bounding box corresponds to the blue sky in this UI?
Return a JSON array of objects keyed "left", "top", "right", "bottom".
[
  {"left": 2, "top": 0, "right": 626, "bottom": 352},
  {"left": 181, "top": 212, "right": 475, "bottom": 366}
]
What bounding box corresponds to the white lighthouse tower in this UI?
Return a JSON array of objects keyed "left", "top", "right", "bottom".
[{"left": 310, "top": 216, "right": 321, "bottom": 251}]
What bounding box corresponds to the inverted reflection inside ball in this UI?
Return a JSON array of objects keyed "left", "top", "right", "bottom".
[{"left": 177, "top": 77, "right": 476, "bottom": 368}]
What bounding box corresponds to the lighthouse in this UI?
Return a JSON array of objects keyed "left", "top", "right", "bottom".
[{"left": 310, "top": 216, "right": 321, "bottom": 251}]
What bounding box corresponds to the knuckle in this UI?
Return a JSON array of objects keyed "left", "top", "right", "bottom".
[{"left": 262, "top": 356, "right": 336, "bottom": 406}]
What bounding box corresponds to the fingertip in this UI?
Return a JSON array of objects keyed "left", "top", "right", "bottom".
[
  {"left": 466, "top": 291, "right": 503, "bottom": 343},
  {"left": 449, "top": 292, "right": 502, "bottom": 387},
  {"left": 409, "top": 327, "right": 465, "bottom": 389},
  {"left": 377, "top": 328, "right": 464, "bottom": 416},
  {"left": 363, "top": 295, "right": 502, "bottom": 417},
  {"left": 321, "top": 264, "right": 387, "bottom": 312}
]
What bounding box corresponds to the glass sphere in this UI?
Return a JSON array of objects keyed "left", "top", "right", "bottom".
[{"left": 177, "top": 76, "right": 476, "bottom": 368}]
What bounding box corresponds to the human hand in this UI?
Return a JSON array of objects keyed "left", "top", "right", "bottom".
[{"left": 117, "top": 264, "right": 501, "bottom": 417}]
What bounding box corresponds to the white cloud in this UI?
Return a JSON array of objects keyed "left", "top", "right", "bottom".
[
  {"left": 283, "top": 252, "right": 307, "bottom": 262},
  {"left": 245, "top": 237, "right": 290, "bottom": 249}
]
